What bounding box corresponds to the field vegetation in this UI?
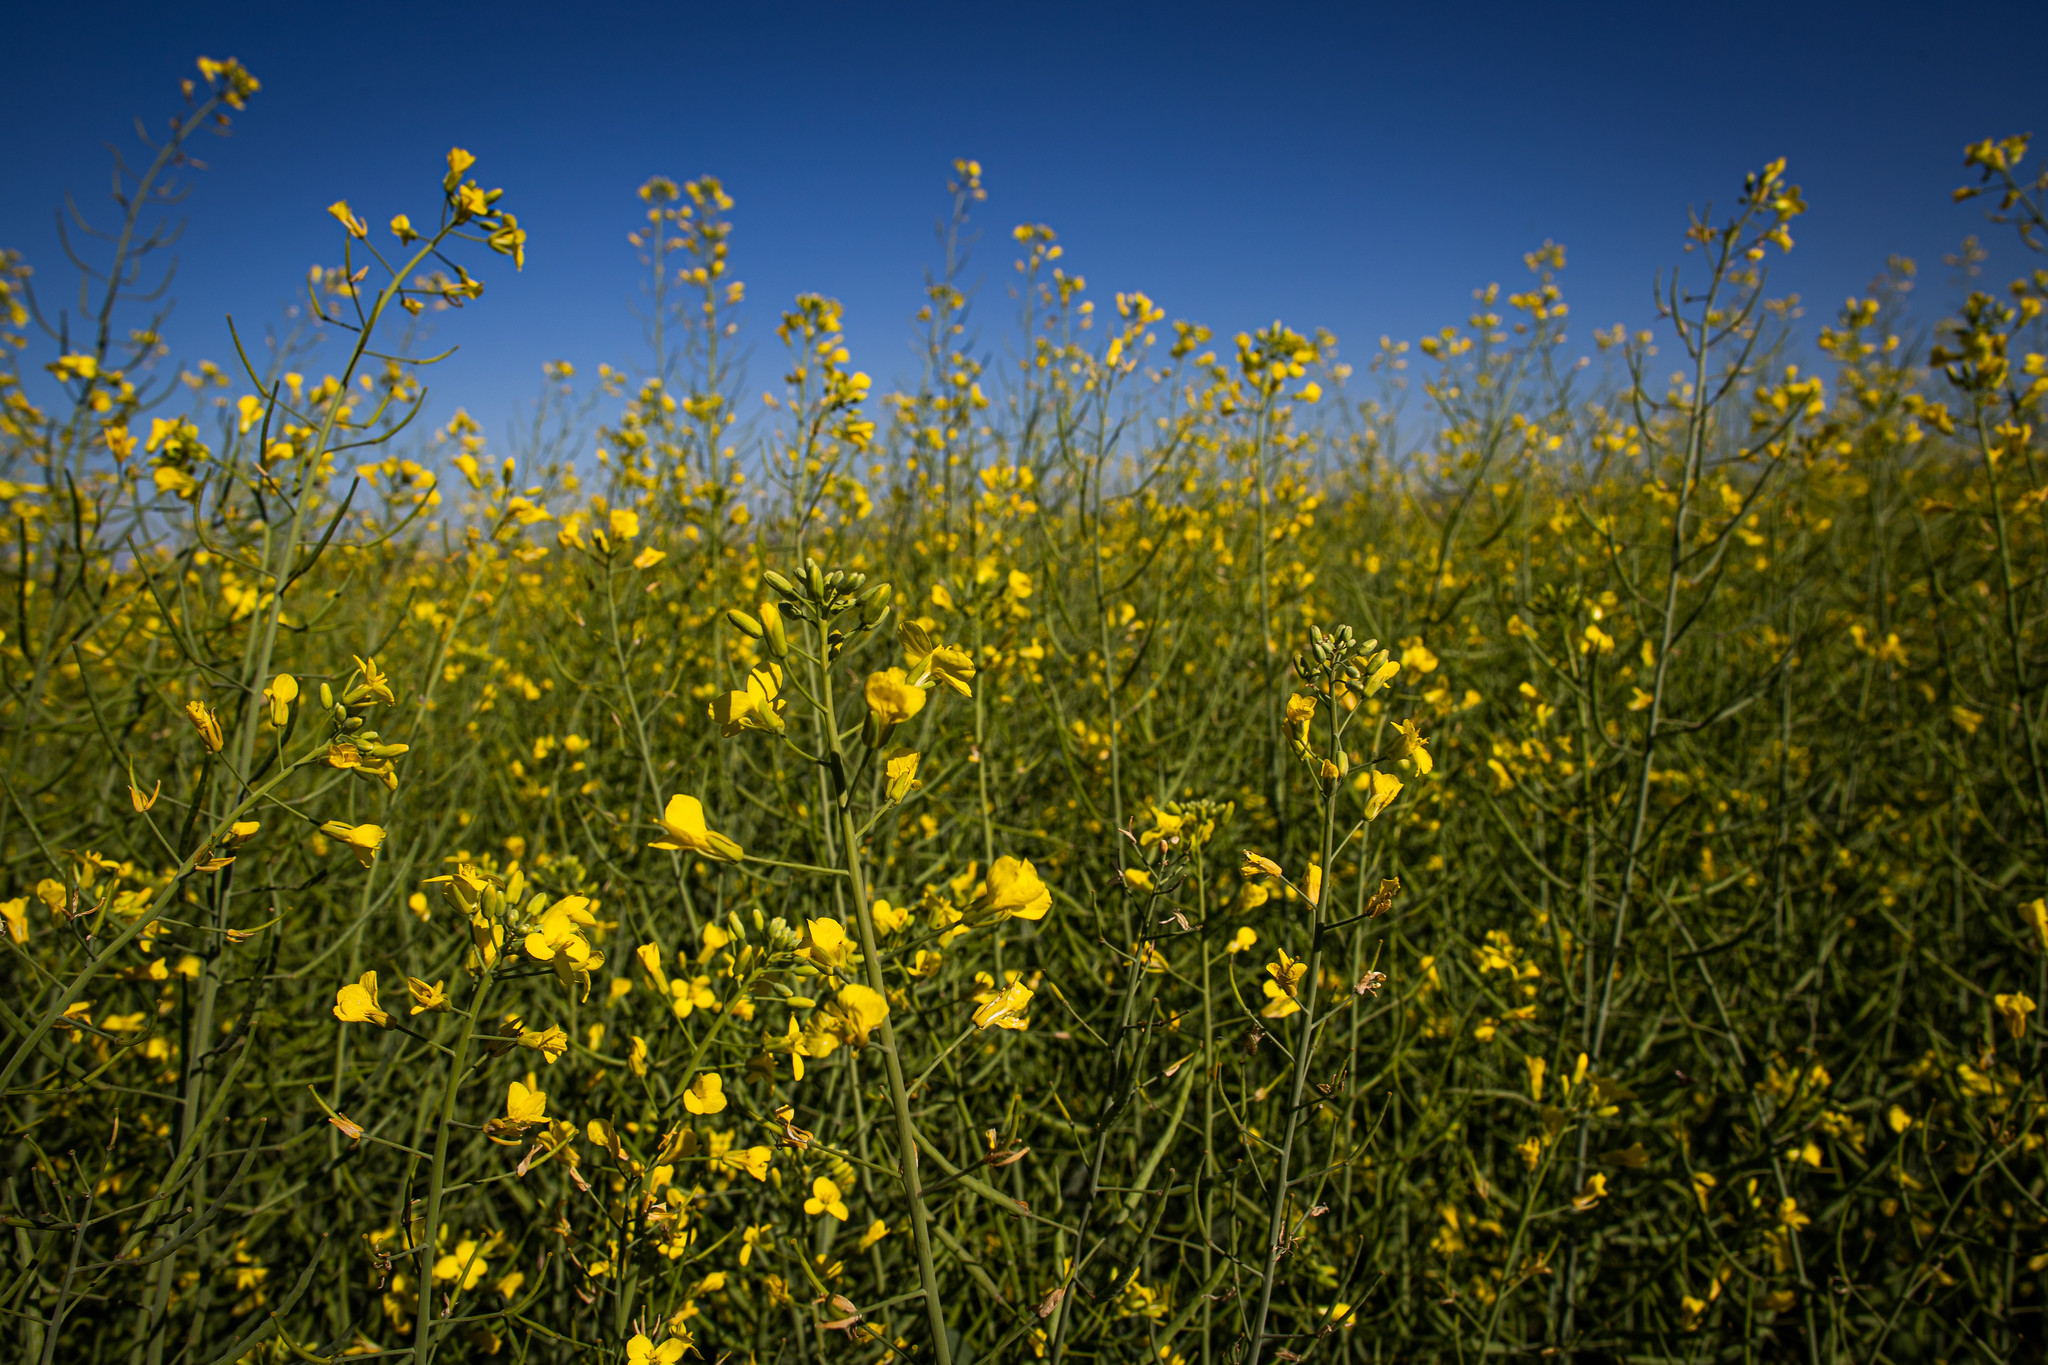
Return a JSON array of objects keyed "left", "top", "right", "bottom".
[{"left": 4, "top": 56, "right": 2048, "bottom": 1365}]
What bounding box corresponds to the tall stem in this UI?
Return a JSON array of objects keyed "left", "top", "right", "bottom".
[
  {"left": 819, "top": 652, "right": 953, "bottom": 1365},
  {"left": 1247, "top": 693, "right": 1340, "bottom": 1365}
]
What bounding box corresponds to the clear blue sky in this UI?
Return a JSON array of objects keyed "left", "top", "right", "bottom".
[{"left": 5, "top": 0, "right": 2045, "bottom": 443}]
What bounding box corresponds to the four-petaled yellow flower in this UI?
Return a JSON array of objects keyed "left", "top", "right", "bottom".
[
  {"left": 407, "top": 977, "right": 450, "bottom": 1014},
  {"left": 799, "top": 917, "right": 853, "bottom": 972},
  {"left": 264, "top": 673, "right": 298, "bottom": 727},
  {"left": 901, "top": 620, "right": 975, "bottom": 696},
  {"left": 1389, "top": 718, "right": 1432, "bottom": 774},
  {"left": 1995, "top": 990, "right": 2036, "bottom": 1038},
  {"left": 804, "top": 1176, "right": 850, "bottom": 1221},
  {"left": 319, "top": 821, "right": 386, "bottom": 868},
  {"left": 1359, "top": 771, "right": 1404, "bottom": 822},
  {"left": 518, "top": 1026, "right": 569, "bottom": 1063},
  {"left": 825, "top": 983, "right": 889, "bottom": 1048},
  {"left": 710, "top": 664, "right": 786, "bottom": 736},
  {"left": 649, "top": 795, "right": 743, "bottom": 862},
  {"left": 524, "top": 895, "right": 603, "bottom": 993},
  {"left": 973, "top": 856, "right": 1051, "bottom": 922},
  {"left": 505, "top": 1079, "right": 547, "bottom": 1127},
  {"left": 352, "top": 655, "right": 395, "bottom": 706},
  {"left": 972, "top": 979, "right": 1035, "bottom": 1030},
  {"left": 864, "top": 667, "right": 926, "bottom": 746},
  {"left": 627, "top": 1335, "right": 686, "bottom": 1365},
  {"left": 1261, "top": 950, "right": 1307, "bottom": 1019},
  {"left": 885, "top": 748, "right": 922, "bottom": 802},
  {"left": 1227, "top": 926, "right": 1257, "bottom": 954},
  {"left": 1242, "top": 851, "right": 1283, "bottom": 879},
  {"left": 1284, "top": 693, "right": 1317, "bottom": 745},
  {"left": 683, "top": 1071, "right": 728, "bottom": 1115},
  {"left": 333, "top": 970, "right": 395, "bottom": 1028}
]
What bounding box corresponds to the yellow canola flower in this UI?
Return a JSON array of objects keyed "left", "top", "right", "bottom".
[
  {"left": 649, "top": 795, "right": 742, "bottom": 862},
  {"left": 1122, "top": 868, "right": 1154, "bottom": 893},
  {"left": 352, "top": 655, "right": 395, "bottom": 706},
  {"left": 505, "top": 1080, "right": 547, "bottom": 1126},
  {"left": 973, "top": 855, "right": 1051, "bottom": 922},
  {"left": 1226, "top": 926, "right": 1257, "bottom": 954},
  {"left": 871, "top": 898, "right": 911, "bottom": 934},
  {"left": 518, "top": 1026, "right": 569, "bottom": 1063},
  {"left": 804, "top": 1176, "right": 850, "bottom": 1221},
  {"left": 0, "top": 898, "right": 27, "bottom": 944},
  {"left": 799, "top": 917, "right": 852, "bottom": 972},
  {"left": 885, "top": 749, "right": 922, "bottom": 802},
  {"left": 864, "top": 667, "right": 926, "bottom": 746},
  {"left": 1359, "top": 771, "right": 1404, "bottom": 821},
  {"left": 857, "top": 1219, "right": 890, "bottom": 1251},
  {"left": 327, "top": 200, "right": 368, "bottom": 238},
  {"left": 683, "top": 1072, "right": 728, "bottom": 1115},
  {"left": 636, "top": 941, "right": 671, "bottom": 994},
  {"left": 433, "top": 1238, "right": 490, "bottom": 1290},
  {"left": 1241, "top": 851, "right": 1283, "bottom": 879},
  {"left": 627, "top": 1336, "right": 686, "bottom": 1365},
  {"left": 1389, "top": 718, "right": 1432, "bottom": 774},
  {"left": 1284, "top": 694, "right": 1317, "bottom": 744},
  {"left": 523, "top": 896, "right": 600, "bottom": 987},
  {"left": 319, "top": 821, "right": 386, "bottom": 868},
  {"left": 264, "top": 673, "right": 298, "bottom": 727},
  {"left": 333, "top": 970, "right": 395, "bottom": 1028},
  {"left": 184, "top": 700, "right": 224, "bottom": 752},
  {"left": 407, "top": 977, "right": 450, "bottom": 1014},
  {"left": 825, "top": 983, "right": 889, "bottom": 1048},
  {"left": 1995, "top": 991, "right": 2036, "bottom": 1039},
  {"left": 632, "top": 547, "right": 666, "bottom": 570},
  {"left": 2024, "top": 898, "right": 2048, "bottom": 952},
  {"left": 716, "top": 1143, "right": 773, "bottom": 1181},
  {"left": 972, "top": 979, "right": 1035, "bottom": 1030},
  {"left": 901, "top": 620, "right": 975, "bottom": 697},
  {"left": 1262, "top": 949, "right": 1307, "bottom": 1019},
  {"left": 608, "top": 508, "right": 640, "bottom": 541},
  {"left": 710, "top": 664, "right": 786, "bottom": 736},
  {"left": 1572, "top": 1173, "right": 1608, "bottom": 1211}
]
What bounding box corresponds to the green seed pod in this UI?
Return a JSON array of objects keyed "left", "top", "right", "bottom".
[
  {"left": 726, "top": 608, "right": 765, "bottom": 639},
  {"left": 762, "top": 569, "right": 798, "bottom": 598}
]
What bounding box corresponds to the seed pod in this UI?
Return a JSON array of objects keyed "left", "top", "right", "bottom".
[{"left": 726, "top": 608, "right": 765, "bottom": 639}]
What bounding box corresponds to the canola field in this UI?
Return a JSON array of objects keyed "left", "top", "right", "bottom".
[{"left": 4, "top": 56, "right": 2048, "bottom": 1365}]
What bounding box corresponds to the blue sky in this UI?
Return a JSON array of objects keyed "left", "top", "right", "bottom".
[{"left": 5, "top": 0, "right": 2045, "bottom": 444}]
